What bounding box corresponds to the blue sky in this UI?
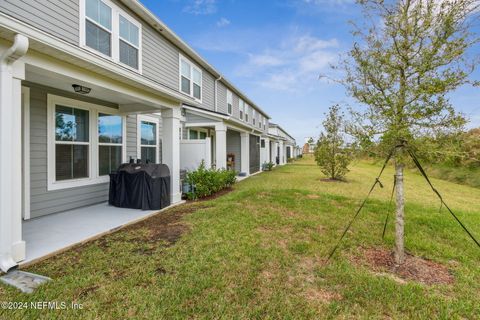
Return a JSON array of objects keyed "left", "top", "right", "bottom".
[{"left": 140, "top": 0, "right": 480, "bottom": 144}]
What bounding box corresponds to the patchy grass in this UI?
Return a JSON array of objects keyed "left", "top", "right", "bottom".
[{"left": 1, "top": 156, "right": 479, "bottom": 319}]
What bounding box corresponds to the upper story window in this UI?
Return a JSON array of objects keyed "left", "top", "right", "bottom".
[
  {"left": 227, "top": 90, "right": 233, "bottom": 115},
  {"left": 81, "top": 0, "right": 142, "bottom": 71},
  {"left": 180, "top": 56, "right": 202, "bottom": 101},
  {"left": 263, "top": 118, "right": 266, "bottom": 130},
  {"left": 245, "top": 104, "right": 249, "bottom": 122},
  {"left": 239, "top": 99, "right": 244, "bottom": 120},
  {"left": 259, "top": 114, "right": 262, "bottom": 128},
  {"left": 252, "top": 109, "right": 256, "bottom": 126},
  {"left": 119, "top": 16, "right": 140, "bottom": 69}
]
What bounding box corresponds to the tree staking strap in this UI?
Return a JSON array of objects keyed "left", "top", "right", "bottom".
[
  {"left": 382, "top": 175, "right": 396, "bottom": 239},
  {"left": 326, "top": 147, "right": 395, "bottom": 262},
  {"left": 406, "top": 148, "right": 480, "bottom": 249}
]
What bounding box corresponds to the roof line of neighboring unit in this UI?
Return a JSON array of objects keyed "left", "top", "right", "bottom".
[
  {"left": 269, "top": 123, "right": 296, "bottom": 142},
  {"left": 120, "top": 0, "right": 271, "bottom": 119}
]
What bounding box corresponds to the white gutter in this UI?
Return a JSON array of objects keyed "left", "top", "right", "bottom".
[
  {"left": 214, "top": 76, "right": 222, "bottom": 112},
  {"left": 0, "top": 34, "right": 29, "bottom": 273}
]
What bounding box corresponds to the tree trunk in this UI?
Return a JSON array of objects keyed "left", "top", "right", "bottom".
[{"left": 394, "top": 159, "right": 405, "bottom": 265}]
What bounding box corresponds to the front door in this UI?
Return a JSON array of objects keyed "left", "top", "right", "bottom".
[
  {"left": 286, "top": 146, "right": 291, "bottom": 159},
  {"left": 249, "top": 134, "right": 260, "bottom": 173}
]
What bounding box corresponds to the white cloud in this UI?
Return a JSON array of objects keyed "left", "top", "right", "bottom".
[
  {"left": 183, "top": 0, "right": 217, "bottom": 15},
  {"left": 234, "top": 33, "right": 339, "bottom": 92},
  {"left": 216, "top": 17, "right": 231, "bottom": 27}
]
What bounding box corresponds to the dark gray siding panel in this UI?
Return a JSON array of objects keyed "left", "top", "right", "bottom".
[
  {"left": 226, "top": 130, "right": 241, "bottom": 172},
  {"left": 217, "top": 82, "right": 228, "bottom": 114},
  {"left": 0, "top": 0, "right": 79, "bottom": 45},
  {"left": 142, "top": 26, "right": 179, "bottom": 91}
]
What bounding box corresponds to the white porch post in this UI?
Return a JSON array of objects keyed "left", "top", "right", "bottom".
[
  {"left": 240, "top": 132, "right": 249, "bottom": 175},
  {"left": 264, "top": 137, "right": 270, "bottom": 165},
  {"left": 0, "top": 34, "right": 28, "bottom": 271},
  {"left": 162, "top": 107, "right": 182, "bottom": 204},
  {"left": 215, "top": 123, "right": 227, "bottom": 170},
  {"left": 279, "top": 140, "right": 284, "bottom": 165}
]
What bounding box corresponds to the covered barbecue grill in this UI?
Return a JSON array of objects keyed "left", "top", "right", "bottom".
[{"left": 109, "top": 163, "right": 171, "bottom": 210}]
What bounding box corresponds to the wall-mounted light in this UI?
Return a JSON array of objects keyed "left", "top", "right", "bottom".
[{"left": 72, "top": 84, "right": 91, "bottom": 94}]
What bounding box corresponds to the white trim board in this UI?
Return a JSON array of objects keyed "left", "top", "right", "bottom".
[{"left": 22, "top": 86, "right": 30, "bottom": 220}]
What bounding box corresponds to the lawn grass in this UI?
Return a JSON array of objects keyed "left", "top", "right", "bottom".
[{"left": 1, "top": 156, "right": 479, "bottom": 319}]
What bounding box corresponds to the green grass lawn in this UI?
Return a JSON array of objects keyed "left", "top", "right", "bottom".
[{"left": 1, "top": 156, "right": 479, "bottom": 319}]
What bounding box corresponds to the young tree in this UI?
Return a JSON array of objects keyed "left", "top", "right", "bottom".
[
  {"left": 338, "top": 0, "right": 478, "bottom": 264},
  {"left": 315, "top": 105, "right": 351, "bottom": 180}
]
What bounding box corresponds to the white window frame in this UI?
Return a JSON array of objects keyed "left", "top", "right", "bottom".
[
  {"left": 47, "top": 94, "right": 126, "bottom": 191},
  {"left": 245, "top": 103, "right": 249, "bottom": 123},
  {"left": 227, "top": 89, "right": 233, "bottom": 115},
  {"left": 179, "top": 55, "right": 203, "bottom": 102},
  {"left": 79, "top": 0, "right": 143, "bottom": 73},
  {"left": 252, "top": 109, "right": 256, "bottom": 126},
  {"left": 98, "top": 112, "right": 125, "bottom": 177},
  {"left": 137, "top": 115, "right": 161, "bottom": 164},
  {"left": 188, "top": 128, "right": 208, "bottom": 140}
]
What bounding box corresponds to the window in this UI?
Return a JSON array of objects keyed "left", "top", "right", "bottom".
[
  {"left": 227, "top": 90, "right": 233, "bottom": 115},
  {"left": 138, "top": 117, "right": 158, "bottom": 163},
  {"left": 252, "top": 109, "right": 256, "bottom": 126},
  {"left": 239, "top": 99, "right": 244, "bottom": 120},
  {"left": 48, "top": 95, "right": 126, "bottom": 191},
  {"left": 55, "top": 106, "right": 90, "bottom": 181},
  {"left": 180, "top": 56, "right": 202, "bottom": 101},
  {"left": 81, "top": 0, "right": 142, "bottom": 71},
  {"left": 98, "top": 113, "right": 123, "bottom": 176},
  {"left": 189, "top": 129, "right": 207, "bottom": 140},
  {"left": 245, "top": 103, "right": 249, "bottom": 122},
  {"left": 263, "top": 118, "right": 266, "bottom": 130},
  {"left": 85, "top": 0, "right": 112, "bottom": 56},
  {"left": 261, "top": 139, "right": 265, "bottom": 148},
  {"left": 259, "top": 114, "right": 262, "bottom": 128},
  {"left": 119, "top": 15, "right": 139, "bottom": 69}
]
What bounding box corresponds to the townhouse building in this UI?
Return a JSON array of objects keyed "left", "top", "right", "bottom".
[{"left": 0, "top": 0, "right": 296, "bottom": 271}]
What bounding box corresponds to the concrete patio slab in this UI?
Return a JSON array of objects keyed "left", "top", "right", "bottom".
[{"left": 22, "top": 202, "right": 181, "bottom": 264}]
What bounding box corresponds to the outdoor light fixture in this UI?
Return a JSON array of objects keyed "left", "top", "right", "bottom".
[{"left": 72, "top": 84, "right": 91, "bottom": 94}]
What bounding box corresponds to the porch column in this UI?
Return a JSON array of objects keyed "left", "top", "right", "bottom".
[
  {"left": 215, "top": 123, "right": 227, "bottom": 170},
  {"left": 264, "top": 137, "right": 270, "bottom": 165},
  {"left": 162, "top": 107, "right": 182, "bottom": 204},
  {"left": 0, "top": 34, "right": 28, "bottom": 272},
  {"left": 279, "top": 140, "right": 284, "bottom": 165},
  {"left": 240, "top": 132, "right": 249, "bottom": 175}
]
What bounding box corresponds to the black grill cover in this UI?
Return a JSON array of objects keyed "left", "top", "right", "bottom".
[{"left": 109, "top": 163, "right": 171, "bottom": 210}]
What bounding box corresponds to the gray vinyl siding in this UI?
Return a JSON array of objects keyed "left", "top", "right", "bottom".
[
  {"left": 0, "top": 0, "right": 79, "bottom": 45},
  {"left": 217, "top": 82, "right": 228, "bottom": 114},
  {"left": 142, "top": 25, "right": 179, "bottom": 91},
  {"left": 201, "top": 71, "right": 215, "bottom": 111},
  {"left": 126, "top": 115, "right": 137, "bottom": 160},
  {"left": 226, "top": 130, "right": 241, "bottom": 172},
  {"left": 26, "top": 84, "right": 163, "bottom": 218},
  {"left": 185, "top": 112, "right": 220, "bottom": 124}
]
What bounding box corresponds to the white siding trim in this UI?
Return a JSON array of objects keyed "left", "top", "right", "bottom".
[{"left": 22, "top": 86, "right": 30, "bottom": 220}]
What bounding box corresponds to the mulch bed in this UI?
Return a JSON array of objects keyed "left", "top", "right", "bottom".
[
  {"left": 352, "top": 247, "right": 454, "bottom": 285},
  {"left": 186, "top": 187, "right": 234, "bottom": 202},
  {"left": 320, "top": 178, "right": 347, "bottom": 183}
]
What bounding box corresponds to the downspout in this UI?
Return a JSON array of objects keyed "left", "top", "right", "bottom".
[
  {"left": 214, "top": 75, "right": 222, "bottom": 112},
  {"left": 0, "top": 34, "right": 29, "bottom": 273}
]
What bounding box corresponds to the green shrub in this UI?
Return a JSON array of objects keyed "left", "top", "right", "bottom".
[
  {"left": 262, "top": 162, "right": 274, "bottom": 171},
  {"left": 185, "top": 161, "right": 237, "bottom": 200}
]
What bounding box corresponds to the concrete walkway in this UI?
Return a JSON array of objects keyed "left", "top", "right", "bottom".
[{"left": 22, "top": 203, "right": 174, "bottom": 264}]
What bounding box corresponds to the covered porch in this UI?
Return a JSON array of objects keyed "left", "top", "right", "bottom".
[{"left": 0, "top": 33, "right": 183, "bottom": 271}]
